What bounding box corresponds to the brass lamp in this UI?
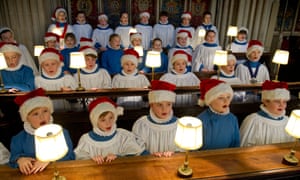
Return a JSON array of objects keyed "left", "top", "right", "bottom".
[
  {"left": 175, "top": 116, "right": 203, "bottom": 178},
  {"left": 34, "top": 45, "right": 45, "bottom": 57},
  {"left": 129, "top": 28, "right": 137, "bottom": 34},
  {"left": 35, "top": 124, "right": 68, "bottom": 180},
  {"left": 134, "top": 46, "right": 144, "bottom": 57},
  {"left": 213, "top": 50, "right": 228, "bottom": 79},
  {"left": 227, "top": 26, "right": 238, "bottom": 52},
  {"left": 282, "top": 110, "right": 300, "bottom": 166},
  {"left": 272, "top": 50, "right": 289, "bottom": 82},
  {"left": 70, "top": 52, "right": 86, "bottom": 91},
  {"left": 145, "top": 51, "right": 161, "bottom": 81},
  {"left": 0, "top": 53, "right": 8, "bottom": 93},
  {"left": 197, "top": 29, "right": 206, "bottom": 45}
]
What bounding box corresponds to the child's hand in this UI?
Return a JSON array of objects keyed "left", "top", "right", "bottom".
[
  {"left": 162, "top": 151, "right": 174, "bottom": 157},
  {"left": 92, "top": 155, "right": 105, "bottom": 164},
  {"left": 152, "top": 152, "right": 163, "bottom": 157},
  {"left": 17, "top": 157, "right": 35, "bottom": 175},
  {"left": 61, "top": 87, "right": 72, "bottom": 92},
  {"left": 30, "top": 160, "right": 49, "bottom": 174},
  {"left": 105, "top": 154, "right": 117, "bottom": 163}
]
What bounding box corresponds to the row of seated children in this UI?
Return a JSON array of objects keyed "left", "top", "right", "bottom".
[
  {"left": 0, "top": 79, "right": 294, "bottom": 175},
  {"left": 0, "top": 37, "right": 270, "bottom": 110}
]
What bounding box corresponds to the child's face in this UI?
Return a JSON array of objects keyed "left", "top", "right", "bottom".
[
  {"left": 46, "top": 40, "right": 57, "bottom": 49},
  {"left": 140, "top": 16, "right": 149, "bottom": 24},
  {"left": 177, "top": 37, "right": 187, "bottom": 46},
  {"left": 4, "top": 52, "right": 20, "bottom": 68},
  {"left": 27, "top": 107, "right": 51, "bottom": 129},
  {"left": 221, "top": 59, "right": 236, "bottom": 74},
  {"left": 237, "top": 32, "right": 247, "bottom": 41},
  {"left": 98, "top": 18, "right": 107, "bottom": 26},
  {"left": 84, "top": 55, "right": 96, "bottom": 70},
  {"left": 150, "top": 101, "right": 173, "bottom": 119},
  {"left": 248, "top": 49, "right": 261, "bottom": 61},
  {"left": 120, "top": 13, "right": 129, "bottom": 25},
  {"left": 263, "top": 99, "right": 287, "bottom": 116},
  {"left": 203, "top": 14, "right": 212, "bottom": 24},
  {"left": 160, "top": 16, "right": 168, "bottom": 23},
  {"left": 65, "top": 36, "right": 76, "bottom": 48},
  {"left": 76, "top": 13, "right": 86, "bottom": 24},
  {"left": 0, "top": 31, "right": 14, "bottom": 42},
  {"left": 97, "top": 111, "right": 115, "bottom": 132},
  {"left": 209, "top": 93, "right": 232, "bottom": 113},
  {"left": 131, "top": 38, "right": 141, "bottom": 46},
  {"left": 57, "top": 11, "right": 66, "bottom": 22},
  {"left": 181, "top": 17, "right": 190, "bottom": 26},
  {"left": 122, "top": 60, "right": 136, "bottom": 74},
  {"left": 41, "top": 59, "right": 60, "bottom": 76},
  {"left": 205, "top": 32, "right": 216, "bottom": 43},
  {"left": 110, "top": 36, "right": 121, "bottom": 49},
  {"left": 152, "top": 40, "right": 162, "bottom": 51},
  {"left": 173, "top": 59, "right": 187, "bottom": 74}
]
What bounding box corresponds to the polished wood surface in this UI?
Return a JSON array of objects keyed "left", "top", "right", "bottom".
[
  {"left": 0, "top": 143, "right": 299, "bottom": 180},
  {"left": 1, "top": 82, "right": 300, "bottom": 99}
]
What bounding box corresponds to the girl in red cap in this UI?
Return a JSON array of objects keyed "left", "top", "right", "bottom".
[
  {"left": 112, "top": 49, "right": 150, "bottom": 108},
  {"left": 74, "top": 97, "right": 146, "bottom": 164},
  {"left": 197, "top": 79, "right": 240, "bottom": 150},
  {"left": 235, "top": 40, "right": 270, "bottom": 84},
  {"left": 9, "top": 88, "right": 75, "bottom": 175},
  {"left": 133, "top": 80, "right": 183, "bottom": 157},
  {"left": 240, "top": 80, "right": 294, "bottom": 147}
]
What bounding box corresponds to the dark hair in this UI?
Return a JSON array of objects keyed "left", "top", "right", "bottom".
[
  {"left": 120, "top": 11, "right": 128, "bottom": 18},
  {"left": 159, "top": 11, "right": 169, "bottom": 17},
  {"left": 205, "top": 30, "right": 216, "bottom": 38},
  {"left": 76, "top": 11, "right": 86, "bottom": 16},
  {"left": 202, "top": 11, "right": 212, "bottom": 17},
  {"left": 152, "top": 38, "right": 162, "bottom": 45},
  {"left": 109, "top": 33, "right": 120, "bottom": 41},
  {"left": 0, "top": 29, "right": 12, "bottom": 39},
  {"left": 239, "top": 30, "right": 247, "bottom": 35},
  {"left": 64, "top": 33, "right": 76, "bottom": 41}
]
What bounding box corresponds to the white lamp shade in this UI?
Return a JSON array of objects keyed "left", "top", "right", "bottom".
[
  {"left": 145, "top": 51, "right": 161, "bottom": 68},
  {"left": 213, "top": 50, "right": 228, "bottom": 66},
  {"left": 227, "top": 26, "right": 238, "bottom": 37},
  {"left": 70, "top": 52, "right": 86, "bottom": 68},
  {"left": 134, "top": 46, "right": 144, "bottom": 57},
  {"left": 198, "top": 29, "right": 206, "bottom": 37},
  {"left": 285, "top": 110, "right": 300, "bottom": 138},
  {"left": 34, "top": 45, "right": 45, "bottom": 56},
  {"left": 35, "top": 124, "right": 68, "bottom": 162},
  {"left": 175, "top": 116, "right": 203, "bottom": 150},
  {"left": 129, "top": 28, "right": 137, "bottom": 34},
  {"left": 0, "top": 53, "right": 8, "bottom": 70},
  {"left": 272, "top": 50, "right": 289, "bottom": 65}
]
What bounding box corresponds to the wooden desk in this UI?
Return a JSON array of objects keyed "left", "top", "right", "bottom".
[{"left": 1, "top": 143, "right": 300, "bottom": 180}]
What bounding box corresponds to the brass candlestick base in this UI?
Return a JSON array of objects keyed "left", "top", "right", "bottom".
[
  {"left": 282, "top": 150, "right": 299, "bottom": 166},
  {"left": 177, "top": 164, "right": 193, "bottom": 178},
  {"left": 76, "top": 86, "right": 85, "bottom": 91}
]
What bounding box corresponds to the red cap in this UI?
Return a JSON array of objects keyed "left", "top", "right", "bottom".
[
  {"left": 44, "top": 32, "right": 59, "bottom": 42},
  {"left": 88, "top": 97, "right": 117, "bottom": 113},
  {"left": 51, "top": 7, "right": 67, "bottom": 21},
  {"left": 172, "top": 50, "right": 192, "bottom": 63},
  {"left": 123, "top": 48, "right": 139, "bottom": 59},
  {"left": 181, "top": 12, "right": 192, "bottom": 19},
  {"left": 248, "top": 40, "right": 263, "bottom": 49},
  {"left": 177, "top": 29, "right": 192, "bottom": 38},
  {"left": 262, "top": 80, "right": 288, "bottom": 90},
  {"left": 14, "top": 88, "right": 46, "bottom": 107},
  {"left": 151, "top": 80, "right": 176, "bottom": 91}
]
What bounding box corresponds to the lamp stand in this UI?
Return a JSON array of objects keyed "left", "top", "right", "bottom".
[
  {"left": 273, "top": 63, "right": 281, "bottom": 82},
  {"left": 177, "top": 150, "right": 193, "bottom": 178},
  {"left": 282, "top": 139, "right": 299, "bottom": 166},
  {"left": 151, "top": 67, "right": 155, "bottom": 81},
  {"left": 76, "top": 68, "right": 85, "bottom": 91},
  {"left": 52, "top": 161, "right": 66, "bottom": 180},
  {"left": 217, "top": 65, "right": 221, "bottom": 80},
  {"left": 0, "top": 74, "right": 7, "bottom": 94},
  {"left": 227, "top": 36, "right": 233, "bottom": 54}
]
